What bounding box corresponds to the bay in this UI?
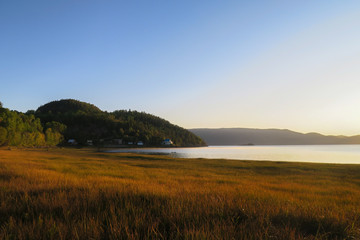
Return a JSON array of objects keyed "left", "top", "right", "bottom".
[{"left": 107, "top": 145, "right": 360, "bottom": 164}]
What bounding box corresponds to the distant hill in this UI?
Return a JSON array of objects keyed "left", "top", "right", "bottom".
[
  {"left": 189, "top": 128, "right": 360, "bottom": 145},
  {"left": 35, "top": 99, "right": 206, "bottom": 147}
]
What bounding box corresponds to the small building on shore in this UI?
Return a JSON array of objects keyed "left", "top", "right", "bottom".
[{"left": 162, "top": 139, "right": 173, "bottom": 146}]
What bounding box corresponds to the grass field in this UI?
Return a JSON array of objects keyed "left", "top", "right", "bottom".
[{"left": 0, "top": 148, "right": 360, "bottom": 239}]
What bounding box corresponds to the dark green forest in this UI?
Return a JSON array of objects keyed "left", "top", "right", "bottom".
[
  {"left": 0, "top": 104, "right": 65, "bottom": 147},
  {"left": 0, "top": 99, "right": 206, "bottom": 147}
]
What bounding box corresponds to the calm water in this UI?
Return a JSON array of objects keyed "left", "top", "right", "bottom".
[{"left": 108, "top": 145, "right": 360, "bottom": 164}]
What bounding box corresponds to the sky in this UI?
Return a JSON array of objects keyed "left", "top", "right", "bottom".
[{"left": 1, "top": 1, "right": 360, "bottom": 136}]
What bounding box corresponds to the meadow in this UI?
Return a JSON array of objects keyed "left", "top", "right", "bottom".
[{"left": 0, "top": 148, "right": 359, "bottom": 239}]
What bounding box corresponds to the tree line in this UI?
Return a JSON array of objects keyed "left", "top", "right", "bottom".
[
  {"left": 0, "top": 100, "right": 206, "bottom": 147},
  {"left": 0, "top": 104, "right": 65, "bottom": 147}
]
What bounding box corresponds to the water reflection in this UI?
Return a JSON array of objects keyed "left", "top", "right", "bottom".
[{"left": 107, "top": 145, "right": 360, "bottom": 164}]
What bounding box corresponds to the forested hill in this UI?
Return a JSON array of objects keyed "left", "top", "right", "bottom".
[
  {"left": 189, "top": 128, "right": 360, "bottom": 145},
  {"left": 35, "top": 99, "right": 206, "bottom": 146},
  {"left": 0, "top": 99, "right": 206, "bottom": 147},
  {"left": 37, "top": 99, "right": 102, "bottom": 115}
]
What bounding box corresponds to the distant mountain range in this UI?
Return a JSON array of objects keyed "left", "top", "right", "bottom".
[{"left": 189, "top": 128, "right": 360, "bottom": 145}]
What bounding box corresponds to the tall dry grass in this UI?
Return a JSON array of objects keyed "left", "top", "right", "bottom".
[{"left": 0, "top": 148, "right": 359, "bottom": 239}]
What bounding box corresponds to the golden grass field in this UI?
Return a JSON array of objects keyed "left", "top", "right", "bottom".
[{"left": 0, "top": 148, "right": 360, "bottom": 239}]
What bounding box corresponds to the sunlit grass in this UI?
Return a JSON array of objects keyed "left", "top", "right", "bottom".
[{"left": 0, "top": 148, "right": 359, "bottom": 239}]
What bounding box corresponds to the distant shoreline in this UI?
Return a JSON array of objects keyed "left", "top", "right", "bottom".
[{"left": 190, "top": 128, "right": 360, "bottom": 145}]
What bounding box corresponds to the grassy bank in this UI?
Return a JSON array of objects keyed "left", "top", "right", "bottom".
[{"left": 0, "top": 148, "right": 359, "bottom": 239}]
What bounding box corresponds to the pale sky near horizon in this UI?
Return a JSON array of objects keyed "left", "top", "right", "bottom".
[{"left": 1, "top": 1, "right": 360, "bottom": 136}]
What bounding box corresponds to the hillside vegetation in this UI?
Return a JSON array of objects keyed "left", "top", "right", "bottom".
[
  {"left": 0, "top": 148, "right": 359, "bottom": 239},
  {"left": 0, "top": 99, "right": 206, "bottom": 147},
  {"left": 0, "top": 107, "right": 65, "bottom": 147}
]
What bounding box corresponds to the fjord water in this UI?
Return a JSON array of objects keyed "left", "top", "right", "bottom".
[{"left": 110, "top": 145, "right": 360, "bottom": 164}]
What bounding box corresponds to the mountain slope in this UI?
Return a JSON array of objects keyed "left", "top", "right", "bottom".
[
  {"left": 35, "top": 99, "right": 206, "bottom": 147},
  {"left": 189, "top": 128, "right": 360, "bottom": 145},
  {"left": 37, "top": 99, "right": 102, "bottom": 115}
]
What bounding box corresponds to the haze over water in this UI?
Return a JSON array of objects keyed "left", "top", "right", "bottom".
[{"left": 110, "top": 145, "right": 360, "bottom": 164}]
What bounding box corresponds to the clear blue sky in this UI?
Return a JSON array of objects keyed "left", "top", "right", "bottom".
[{"left": 1, "top": 1, "right": 360, "bottom": 135}]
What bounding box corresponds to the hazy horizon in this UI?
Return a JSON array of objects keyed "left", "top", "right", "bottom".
[
  {"left": 187, "top": 127, "right": 360, "bottom": 137},
  {"left": 2, "top": 1, "right": 360, "bottom": 136}
]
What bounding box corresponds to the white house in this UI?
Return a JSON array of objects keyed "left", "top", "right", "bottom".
[{"left": 162, "top": 139, "right": 173, "bottom": 146}]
